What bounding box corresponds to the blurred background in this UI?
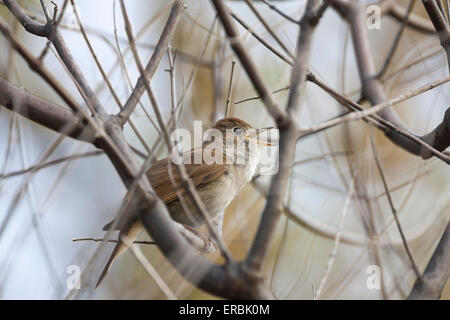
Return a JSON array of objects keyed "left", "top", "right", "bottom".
[{"left": 0, "top": 0, "right": 449, "bottom": 299}]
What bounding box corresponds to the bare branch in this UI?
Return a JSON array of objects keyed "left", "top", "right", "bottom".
[
  {"left": 2, "top": 0, "right": 47, "bottom": 36},
  {"left": 376, "top": 0, "right": 416, "bottom": 79},
  {"left": 1, "top": 0, "right": 274, "bottom": 300},
  {"left": 116, "top": 0, "right": 183, "bottom": 125},
  {"left": 0, "top": 150, "right": 102, "bottom": 179},
  {"left": 211, "top": 0, "right": 288, "bottom": 124},
  {"left": 422, "top": 0, "right": 450, "bottom": 71},
  {"left": 408, "top": 221, "right": 450, "bottom": 299},
  {"left": 315, "top": 175, "right": 355, "bottom": 299},
  {"left": 368, "top": 127, "right": 421, "bottom": 278},
  {"left": 0, "top": 17, "right": 79, "bottom": 112},
  {"left": 260, "top": 0, "right": 299, "bottom": 24},
  {"left": 345, "top": 3, "right": 450, "bottom": 163},
  {"left": 407, "top": 0, "right": 450, "bottom": 300},
  {"left": 244, "top": 0, "right": 294, "bottom": 59},
  {"left": 73, "top": 237, "right": 156, "bottom": 245},
  {"left": 122, "top": 235, "right": 177, "bottom": 300},
  {"left": 0, "top": 77, "right": 95, "bottom": 142},
  {"left": 230, "top": 10, "right": 293, "bottom": 65},
  {"left": 225, "top": 60, "right": 236, "bottom": 117},
  {"left": 298, "top": 75, "right": 450, "bottom": 157},
  {"left": 379, "top": 0, "right": 435, "bottom": 34},
  {"left": 245, "top": 0, "right": 322, "bottom": 273},
  {"left": 119, "top": 0, "right": 232, "bottom": 262}
]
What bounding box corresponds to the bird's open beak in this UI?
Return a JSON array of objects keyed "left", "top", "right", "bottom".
[{"left": 245, "top": 127, "right": 276, "bottom": 146}]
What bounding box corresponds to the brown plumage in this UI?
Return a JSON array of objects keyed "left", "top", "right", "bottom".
[{"left": 96, "top": 118, "right": 258, "bottom": 288}]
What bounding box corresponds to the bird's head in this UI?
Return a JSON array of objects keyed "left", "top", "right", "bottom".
[{"left": 211, "top": 117, "right": 275, "bottom": 147}]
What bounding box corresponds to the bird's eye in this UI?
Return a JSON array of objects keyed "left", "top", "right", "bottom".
[{"left": 233, "top": 127, "right": 243, "bottom": 135}]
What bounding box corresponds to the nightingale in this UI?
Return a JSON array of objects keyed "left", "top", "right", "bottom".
[{"left": 95, "top": 117, "right": 274, "bottom": 287}]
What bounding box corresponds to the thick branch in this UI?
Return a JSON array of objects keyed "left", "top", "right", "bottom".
[
  {"left": 210, "top": 0, "right": 288, "bottom": 124},
  {"left": 346, "top": 3, "right": 450, "bottom": 162},
  {"left": 408, "top": 221, "right": 450, "bottom": 299},
  {"left": 0, "top": 17, "right": 79, "bottom": 112},
  {"left": 341, "top": 1, "right": 450, "bottom": 300},
  {"left": 0, "top": 77, "right": 95, "bottom": 142},
  {"left": 245, "top": 0, "right": 321, "bottom": 273}
]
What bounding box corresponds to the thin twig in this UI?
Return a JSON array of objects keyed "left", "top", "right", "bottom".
[
  {"left": 38, "top": 0, "right": 69, "bottom": 61},
  {"left": 245, "top": 0, "right": 322, "bottom": 273},
  {"left": 298, "top": 75, "right": 450, "bottom": 163},
  {"left": 368, "top": 126, "right": 421, "bottom": 278},
  {"left": 230, "top": 10, "right": 294, "bottom": 66},
  {"left": 212, "top": 0, "right": 287, "bottom": 123},
  {"left": 167, "top": 47, "right": 177, "bottom": 126},
  {"left": 234, "top": 85, "right": 289, "bottom": 105},
  {"left": 408, "top": 221, "right": 450, "bottom": 299},
  {"left": 122, "top": 235, "right": 177, "bottom": 300},
  {"left": 316, "top": 174, "right": 355, "bottom": 299},
  {"left": 71, "top": 0, "right": 152, "bottom": 154},
  {"left": 375, "top": 0, "right": 435, "bottom": 34},
  {"left": 244, "top": 0, "right": 294, "bottom": 59},
  {"left": 0, "top": 150, "right": 103, "bottom": 179},
  {"left": 0, "top": 133, "right": 66, "bottom": 239},
  {"left": 72, "top": 237, "right": 156, "bottom": 245},
  {"left": 376, "top": 0, "right": 415, "bottom": 79},
  {"left": 225, "top": 60, "right": 236, "bottom": 117},
  {"left": 112, "top": 0, "right": 160, "bottom": 142},
  {"left": 116, "top": 0, "right": 183, "bottom": 125},
  {"left": 0, "top": 17, "right": 79, "bottom": 112}
]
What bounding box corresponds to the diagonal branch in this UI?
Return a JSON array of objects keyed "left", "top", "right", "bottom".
[
  {"left": 422, "top": 0, "right": 450, "bottom": 71},
  {"left": 344, "top": 3, "right": 450, "bottom": 162},
  {"left": 408, "top": 0, "right": 450, "bottom": 300},
  {"left": 0, "top": 77, "right": 95, "bottom": 143},
  {"left": 335, "top": 0, "right": 450, "bottom": 300},
  {"left": 378, "top": 0, "right": 435, "bottom": 34},
  {"left": 0, "top": 150, "right": 103, "bottom": 179},
  {"left": 3, "top": 0, "right": 107, "bottom": 118},
  {"left": 2, "top": 0, "right": 47, "bottom": 36},
  {"left": 368, "top": 127, "right": 421, "bottom": 279},
  {"left": 0, "top": 17, "right": 79, "bottom": 112},
  {"left": 243, "top": 0, "right": 294, "bottom": 59},
  {"left": 210, "top": 0, "right": 288, "bottom": 124},
  {"left": 119, "top": 0, "right": 232, "bottom": 262},
  {"left": 116, "top": 0, "right": 183, "bottom": 125},
  {"left": 245, "top": 0, "right": 322, "bottom": 273},
  {"left": 1, "top": 0, "right": 277, "bottom": 300},
  {"left": 408, "top": 221, "right": 450, "bottom": 299}
]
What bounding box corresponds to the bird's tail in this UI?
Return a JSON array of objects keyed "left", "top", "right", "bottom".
[{"left": 95, "top": 220, "right": 142, "bottom": 288}]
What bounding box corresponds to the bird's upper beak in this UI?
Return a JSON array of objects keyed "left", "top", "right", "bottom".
[{"left": 245, "top": 127, "right": 276, "bottom": 146}]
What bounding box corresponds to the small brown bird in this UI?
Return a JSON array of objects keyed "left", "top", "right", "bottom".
[{"left": 96, "top": 118, "right": 273, "bottom": 287}]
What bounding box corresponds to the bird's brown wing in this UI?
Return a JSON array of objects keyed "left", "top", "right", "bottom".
[
  {"left": 102, "top": 148, "right": 228, "bottom": 231},
  {"left": 97, "top": 149, "right": 228, "bottom": 288},
  {"left": 147, "top": 151, "right": 229, "bottom": 204}
]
